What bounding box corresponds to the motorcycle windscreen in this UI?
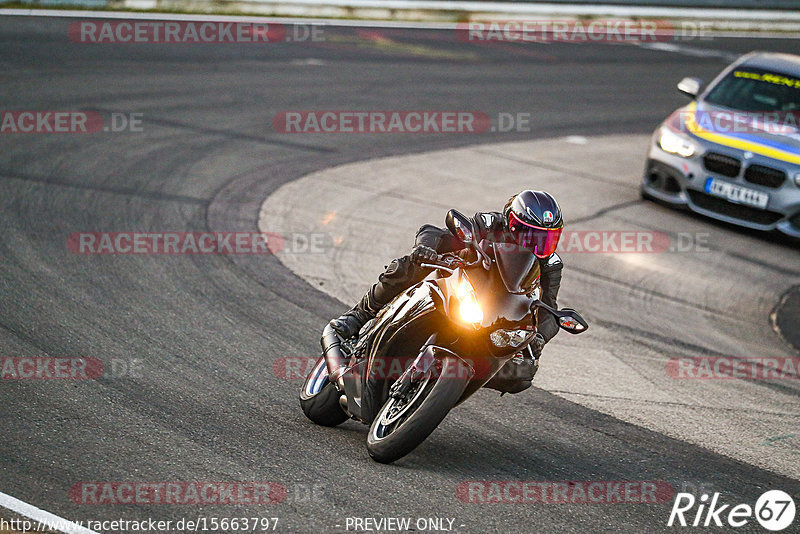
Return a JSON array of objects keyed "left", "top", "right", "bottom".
[{"left": 492, "top": 241, "right": 536, "bottom": 294}]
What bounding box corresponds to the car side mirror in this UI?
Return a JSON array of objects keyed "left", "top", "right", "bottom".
[
  {"left": 445, "top": 209, "right": 475, "bottom": 244},
  {"left": 677, "top": 77, "right": 702, "bottom": 99}
]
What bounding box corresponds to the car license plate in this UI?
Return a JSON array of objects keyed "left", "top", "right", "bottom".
[{"left": 704, "top": 178, "right": 769, "bottom": 209}]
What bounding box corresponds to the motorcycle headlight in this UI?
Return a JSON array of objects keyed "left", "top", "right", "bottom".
[
  {"left": 455, "top": 276, "right": 483, "bottom": 326},
  {"left": 658, "top": 127, "right": 697, "bottom": 158},
  {"left": 490, "top": 329, "right": 534, "bottom": 348}
]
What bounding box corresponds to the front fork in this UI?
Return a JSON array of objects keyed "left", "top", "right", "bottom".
[{"left": 389, "top": 333, "right": 475, "bottom": 401}]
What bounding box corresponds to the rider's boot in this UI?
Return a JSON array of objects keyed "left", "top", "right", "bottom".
[{"left": 329, "top": 288, "right": 383, "bottom": 338}]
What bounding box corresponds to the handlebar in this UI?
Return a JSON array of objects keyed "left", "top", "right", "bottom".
[{"left": 418, "top": 253, "right": 481, "bottom": 272}]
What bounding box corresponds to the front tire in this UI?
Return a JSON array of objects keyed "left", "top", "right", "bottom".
[
  {"left": 299, "top": 356, "right": 348, "bottom": 427},
  {"left": 366, "top": 356, "right": 470, "bottom": 463}
]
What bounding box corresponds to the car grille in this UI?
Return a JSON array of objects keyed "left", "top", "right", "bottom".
[
  {"left": 686, "top": 190, "right": 783, "bottom": 226},
  {"left": 744, "top": 164, "right": 787, "bottom": 188},
  {"left": 703, "top": 152, "right": 740, "bottom": 177}
]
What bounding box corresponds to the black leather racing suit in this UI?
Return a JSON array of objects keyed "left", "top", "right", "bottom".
[{"left": 370, "top": 211, "right": 564, "bottom": 344}]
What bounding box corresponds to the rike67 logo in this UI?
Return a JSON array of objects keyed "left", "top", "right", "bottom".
[{"left": 668, "top": 490, "right": 795, "bottom": 531}]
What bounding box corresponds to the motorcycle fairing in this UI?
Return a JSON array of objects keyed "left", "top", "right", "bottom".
[
  {"left": 342, "top": 281, "right": 443, "bottom": 423},
  {"left": 437, "top": 265, "right": 534, "bottom": 332},
  {"left": 345, "top": 262, "right": 539, "bottom": 422}
]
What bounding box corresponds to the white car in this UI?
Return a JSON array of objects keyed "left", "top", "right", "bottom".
[{"left": 642, "top": 51, "right": 800, "bottom": 238}]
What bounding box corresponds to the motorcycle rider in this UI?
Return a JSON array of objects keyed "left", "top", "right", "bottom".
[{"left": 329, "top": 190, "right": 565, "bottom": 393}]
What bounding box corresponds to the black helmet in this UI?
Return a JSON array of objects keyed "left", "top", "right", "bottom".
[{"left": 503, "top": 190, "right": 564, "bottom": 258}]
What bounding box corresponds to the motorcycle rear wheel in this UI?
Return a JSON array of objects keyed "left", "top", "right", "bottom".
[{"left": 299, "top": 355, "right": 349, "bottom": 427}]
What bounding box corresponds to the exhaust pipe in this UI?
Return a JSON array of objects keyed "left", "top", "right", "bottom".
[{"left": 321, "top": 324, "right": 347, "bottom": 383}]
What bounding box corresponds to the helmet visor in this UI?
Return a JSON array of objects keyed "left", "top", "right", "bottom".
[{"left": 508, "top": 212, "right": 563, "bottom": 258}]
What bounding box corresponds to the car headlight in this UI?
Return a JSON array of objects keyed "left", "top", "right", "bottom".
[
  {"left": 658, "top": 127, "right": 697, "bottom": 158},
  {"left": 490, "top": 328, "right": 534, "bottom": 348},
  {"left": 795, "top": 172, "right": 800, "bottom": 187},
  {"left": 455, "top": 276, "right": 483, "bottom": 326}
]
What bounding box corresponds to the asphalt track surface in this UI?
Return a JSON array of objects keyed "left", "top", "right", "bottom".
[
  {"left": 1, "top": 15, "right": 799, "bottom": 534},
  {"left": 258, "top": 131, "right": 800, "bottom": 480}
]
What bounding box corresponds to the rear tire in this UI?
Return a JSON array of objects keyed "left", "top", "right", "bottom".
[
  {"left": 299, "top": 356, "right": 348, "bottom": 427},
  {"left": 366, "top": 356, "right": 470, "bottom": 463}
]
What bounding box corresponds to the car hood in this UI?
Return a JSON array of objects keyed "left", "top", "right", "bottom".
[{"left": 669, "top": 101, "right": 800, "bottom": 164}]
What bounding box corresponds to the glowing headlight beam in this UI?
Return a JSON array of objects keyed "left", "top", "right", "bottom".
[{"left": 456, "top": 275, "right": 483, "bottom": 325}]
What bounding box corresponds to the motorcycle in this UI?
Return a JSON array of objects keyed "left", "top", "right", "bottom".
[{"left": 299, "top": 209, "right": 588, "bottom": 463}]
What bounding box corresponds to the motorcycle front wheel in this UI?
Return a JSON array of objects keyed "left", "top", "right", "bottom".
[{"left": 366, "top": 355, "right": 470, "bottom": 464}]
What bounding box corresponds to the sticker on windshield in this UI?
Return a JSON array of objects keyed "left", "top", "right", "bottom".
[{"left": 733, "top": 70, "right": 800, "bottom": 89}]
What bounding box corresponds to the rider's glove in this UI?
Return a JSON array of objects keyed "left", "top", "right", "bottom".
[
  {"left": 411, "top": 244, "right": 438, "bottom": 264},
  {"left": 530, "top": 333, "right": 546, "bottom": 358}
]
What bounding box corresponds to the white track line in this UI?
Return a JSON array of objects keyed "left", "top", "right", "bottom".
[
  {"left": 636, "top": 41, "right": 739, "bottom": 61},
  {"left": 0, "top": 491, "right": 99, "bottom": 534}
]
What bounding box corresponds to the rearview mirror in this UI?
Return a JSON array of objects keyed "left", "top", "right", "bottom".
[
  {"left": 677, "top": 77, "right": 702, "bottom": 99},
  {"left": 532, "top": 300, "right": 589, "bottom": 334},
  {"left": 445, "top": 209, "right": 475, "bottom": 244},
  {"left": 556, "top": 309, "right": 588, "bottom": 334}
]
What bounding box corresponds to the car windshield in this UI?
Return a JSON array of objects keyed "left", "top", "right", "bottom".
[{"left": 704, "top": 67, "right": 800, "bottom": 112}]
